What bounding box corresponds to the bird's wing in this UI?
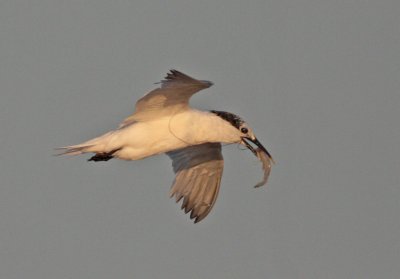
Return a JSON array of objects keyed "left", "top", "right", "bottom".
[
  {"left": 166, "top": 143, "right": 223, "bottom": 223},
  {"left": 120, "top": 70, "right": 213, "bottom": 127}
]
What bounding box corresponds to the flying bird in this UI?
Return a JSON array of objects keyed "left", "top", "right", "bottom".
[{"left": 58, "top": 70, "right": 274, "bottom": 223}]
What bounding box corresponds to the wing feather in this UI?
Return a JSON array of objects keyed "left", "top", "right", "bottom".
[
  {"left": 167, "top": 143, "right": 223, "bottom": 223},
  {"left": 120, "top": 70, "right": 213, "bottom": 126}
]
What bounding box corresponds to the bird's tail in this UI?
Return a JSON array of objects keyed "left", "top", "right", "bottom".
[{"left": 55, "top": 131, "right": 115, "bottom": 156}]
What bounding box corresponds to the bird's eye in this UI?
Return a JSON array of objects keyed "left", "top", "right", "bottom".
[{"left": 241, "top": 127, "right": 248, "bottom": 134}]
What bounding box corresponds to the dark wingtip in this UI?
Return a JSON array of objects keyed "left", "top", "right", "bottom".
[
  {"left": 193, "top": 216, "right": 204, "bottom": 224},
  {"left": 161, "top": 69, "right": 213, "bottom": 89},
  {"left": 170, "top": 193, "right": 208, "bottom": 224},
  {"left": 164, "top": 69, "right": 196, "bottom": 82}
]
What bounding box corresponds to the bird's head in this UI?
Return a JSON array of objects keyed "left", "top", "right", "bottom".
[{"left": 210, "top": 110, "right": 274, "bottom": 162}]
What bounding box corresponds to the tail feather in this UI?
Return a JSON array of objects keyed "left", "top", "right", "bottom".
[
  {"left": 55, "top": 144, "right": 96, "bottom": 156},
  {"left": 56, "top": 131, "right": 115, "bottom": 156}
]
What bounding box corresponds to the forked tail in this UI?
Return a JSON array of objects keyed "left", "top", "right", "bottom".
[{"left": 55, "top": 131, "right": 115, "bottom": 156}]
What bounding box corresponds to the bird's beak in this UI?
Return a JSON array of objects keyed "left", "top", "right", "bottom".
[{"left": 242, "top": 137, "right": 275, "bottom": 164}]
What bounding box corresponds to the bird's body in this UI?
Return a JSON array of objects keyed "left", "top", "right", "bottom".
[
  {"left": 58, "top": 70, "right": 273, "bottom": 223},
  {"left": 65, "top": 109, "right": 242, "bottom": 160}
]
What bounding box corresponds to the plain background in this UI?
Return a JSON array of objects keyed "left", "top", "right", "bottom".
[{"left": 1, "top": 1, "right": 399, "bottom": 278}]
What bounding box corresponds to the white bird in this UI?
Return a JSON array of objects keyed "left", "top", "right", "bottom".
[{"left": 58, "top": 70, "right": 274, "bottom": 223}]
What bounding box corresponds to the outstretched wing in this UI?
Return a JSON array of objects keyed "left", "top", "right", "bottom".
[
  {"left": 120, "top": 70, "right": 213, "bottom": 127},
  {"left": 166, "top": 143, "right": 223, "bottom": 223}
]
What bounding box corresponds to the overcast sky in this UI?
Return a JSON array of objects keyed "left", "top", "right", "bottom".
[{"left": 1, "top": 1, "right": 399, "bottom": 278}]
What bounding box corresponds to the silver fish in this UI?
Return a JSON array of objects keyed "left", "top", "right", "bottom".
[{"left": 254, "top": 148, "right": 274, "bottom": 188}]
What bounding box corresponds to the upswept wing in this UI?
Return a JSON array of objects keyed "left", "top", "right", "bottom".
[
  {"left": 166, "top": 143, "right": 223, "bottom": 223},
  {"left": 120, "top": 70, "right": 213, "bottom": 127}
]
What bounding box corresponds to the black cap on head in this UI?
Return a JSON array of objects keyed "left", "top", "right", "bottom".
[{"left": 209, "top": 110, "right": 244, "bottom": 129}]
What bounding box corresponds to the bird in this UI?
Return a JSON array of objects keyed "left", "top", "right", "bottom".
[{"left": 58, "top": 70, "right": 274, "bottom": 223}]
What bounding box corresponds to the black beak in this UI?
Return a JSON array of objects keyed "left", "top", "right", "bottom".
[{"left": 242, "top": 137, "right": 275, "bottom": 163}]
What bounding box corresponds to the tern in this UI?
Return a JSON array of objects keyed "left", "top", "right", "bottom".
[{"left": 58, "top": 70, "right": 274, "bottom": 223}]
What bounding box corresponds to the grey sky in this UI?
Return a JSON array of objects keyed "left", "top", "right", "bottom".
[{"left": 1, "top": 0, "right": 399, "bottom": 278}]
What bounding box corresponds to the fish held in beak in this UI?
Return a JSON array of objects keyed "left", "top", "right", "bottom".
[{"left": 242, "top": 137, "right": 274, "bottom": 188}]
